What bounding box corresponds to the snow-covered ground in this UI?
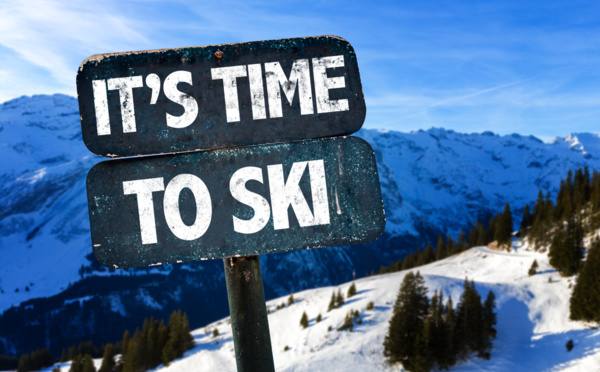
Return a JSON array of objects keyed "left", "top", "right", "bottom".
[
  {"left": 40, "top": 238, "right": 600, "bottom": 372},
  {"left": 48, "top": 238, "right": 594, "bottom": 372}
]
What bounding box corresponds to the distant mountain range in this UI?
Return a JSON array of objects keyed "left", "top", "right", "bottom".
[{"left": 1, "top": 94, "right": 599, "bottom": 356}]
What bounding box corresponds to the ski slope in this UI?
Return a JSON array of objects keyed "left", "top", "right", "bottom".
[{"left": 134, "top": 239, "right": 600, "bottom": 371}]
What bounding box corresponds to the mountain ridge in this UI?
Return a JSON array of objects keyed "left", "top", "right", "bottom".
[{"left": 1, "top": 94, "right": 600, "bottom": 355}]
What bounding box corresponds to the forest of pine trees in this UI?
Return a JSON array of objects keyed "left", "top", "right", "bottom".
[
  {"left": 520, "top": 167, "right": 600, "bottom": 323},
  {"left": 383, "top": 272, "right": 496, "bottom": 372},
  {"left": 12, "top": 310, "right": 194, "bottom": 372},
  {"left": 378, "top": 202, "right": 514, "bottom": 276}
]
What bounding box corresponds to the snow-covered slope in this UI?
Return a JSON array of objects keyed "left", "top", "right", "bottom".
[
  {"left": 153, "top": 239, "right": 600, "bottom": 372},
  {"left": 0, "top": 95, "right": 101, "bottom": 310}
]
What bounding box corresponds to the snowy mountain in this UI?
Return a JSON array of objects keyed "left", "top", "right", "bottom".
[
  {"left": 2, "top": 94, "right": 600, "bottom": 356},
  {"left": 46, "top": 237, "right": 600, "bottom": 371}
]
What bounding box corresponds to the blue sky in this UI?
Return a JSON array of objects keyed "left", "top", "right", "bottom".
[{"left": 1, "top": 0, "right": 598, "bottom": 140}]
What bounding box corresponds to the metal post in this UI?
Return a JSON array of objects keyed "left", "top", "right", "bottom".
[{"left": 223, "top": 255, "right": 275, "bottom": 372}]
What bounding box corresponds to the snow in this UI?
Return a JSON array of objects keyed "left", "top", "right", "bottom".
[{"left": 152, "top": 238, "right": 599, "bottom": 372}]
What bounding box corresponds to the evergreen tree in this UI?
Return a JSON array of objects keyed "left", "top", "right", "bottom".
[
  {"left": 98, "top": 344, "right": 115, "bottom": 372},
  {"left": 570, "top": 240, "right": 600, "bottom": 322},
  {"left": 17, "top": 354, "right": 31, "bottom": 372},
  {"left": 335, "top": 289, "right": 345, "bottom": 308},
  {"left": 481, "top": 291, "right": 497, "bottom": 359},
  {"left": 454, "top": 279, "right": 483, "bottom": 359},
  {"left": 82, "top": 355, "right": 96, "bottom": 372},
  {"left": 123, "top": 329, "right": 144, "bottom": 372},
  {"left": 411, "top": 318, "right": 434, "bottom": 372},
  {"left": 69, "top": 355, "right": 83, "bottom": 372},
  {"left": 457, "top": 229, "right": 467, "bottom": 253},
  {"left": 327, "top": 291, "right": 336, "bottom": 312},
  {"left": 435, "top": 235, "right": 446, "bottom": 261},
  {"left": 439, "top": 296, "right": 457, "bottom": 370},
  {"left": 422, "top": 243, "right": 435, "bottom": 265},
  {"left": 468, "top": 222, "right": 480, "bottom": 248},
  {"left": 486, "top": 217, "right": 496, "bottom": 245},
  {"left": 520, "top": 204, "right": 532, "bottom": 233},
  {"left": 300, "top": 311, "right": 309, "bottom": 329},
  {"left": 549, "top": 215, "right": 584, "bottom": 276},
  {"left": 476, "top": 221, "right": 487, "bottom": 247},
  {"left": 383, "top": 271, "right": 429, "bottom": 369},
  {"left": 495, "top": 203, "right": 513, "bottom": 247},
  {"left": 162, "top": 310, "right": 194, "bottom": 366},
  {"left": 528, "top": 260, "right": 539, "bottom": 276},
  {"left": 347, "top": 282, "right": 357, "bottom": 298}
]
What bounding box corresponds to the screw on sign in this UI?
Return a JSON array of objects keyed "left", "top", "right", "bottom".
[{"left": 78, "top": 36, "right": 384, "bottom": 372}]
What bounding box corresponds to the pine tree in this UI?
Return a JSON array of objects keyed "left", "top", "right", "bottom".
[
  {"left": 300, "top": 311, "right": 309, "bottom": 329},
  {"left": 383, "top": 271, "right": 429, "bottom": 369},
  {"left": 327, "top": 291, "right": 336, "bottom": 312},
  {"left": 570, "top": 240, "right": 600, "bottom": 322},
  {"left": 549, "top": 215, "right": 584, "bottom": 276},
  {"left": 162, "top": 310, "right": 194, "bottom": 366},
  {"left": 435, "top": 235, "right": 446, "bottom": 261},
  {"left": 98, "top": 344, "right": 115, "bottom": 372},
  {"left": 468, "top": 222, "right": 480, "bottom": 248},
  {"left": 495, "top": 203, "right": 513, "bottom": 247},
  {"left": 520, "top": 204, "right": 533, "bottom": 233},
  {"left": 422, "top": 243, "right": 435, "bottom": 265},
  {"left": 69, "top": 355, "right": 83, "bottom": 372},
  {"left": 82, "top": 355, "right": 96, "bottom": 372},
  {"left": 480, "top": 291, "right": 497, "bottom": 359},
  {"left": 438, "top": 296, "right": 457, "bottom": 369},
  {"left": 528, "top": 259, "right": 539, "bottom": 276},
  {"left": 347, "top": 282, "right": 357, "bottom": 298},
  {"left": 123, "top": 329, "right": 144, "bottom": 372},
  {"left": 454, "top": 279, "right": 483, "bottom": 359},
  {"left": 17, "top": 354, "right": 31, "bottom": 372},
  {"left": 335, "top": 289, "right": 345, "bottom": 308},
  {"left": 411, "top": 317, "right": 434, "bottom": 372}
]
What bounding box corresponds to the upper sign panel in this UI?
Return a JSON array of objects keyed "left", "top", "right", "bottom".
[{"left": 77, "top": 36, "right": 366, "bottom": 158}]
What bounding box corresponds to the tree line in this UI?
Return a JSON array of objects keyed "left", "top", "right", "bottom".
[
  {"left": 520, "top": 167, "right": 600, "bottom": 324},
  {"left": 384, "top": 272, "right": 496, "bottom": 372},
  {"left": 378, "top": 203, "right": 514, "bottom": 275},
  {"left": 13, "top": 310, "right": 194, "bottom": 372}
]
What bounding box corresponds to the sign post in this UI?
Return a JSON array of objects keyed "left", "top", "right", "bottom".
[
  {"left": 224, "top": 256, "right": 275, "bottom": 372},
  {"left": 78, "top": 36, "right": 385, "bottom": 371}
]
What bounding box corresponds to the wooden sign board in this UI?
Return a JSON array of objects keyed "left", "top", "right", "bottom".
[
  {"left": 77, "top": 36, "right": 366, "bottom": 158},
  {"left": 86, "top": 136, "right": 385, "bottom": 268}
]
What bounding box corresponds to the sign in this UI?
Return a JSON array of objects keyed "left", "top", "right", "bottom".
[
  {"left": 77, "top": 36, "right": 366, "bottom": 158},
  {"left": 87, "top": 136, "right": 385, "bottom": 268}
]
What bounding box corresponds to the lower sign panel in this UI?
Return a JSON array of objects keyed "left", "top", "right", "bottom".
[{"left": 86, "top": 136, "right": 385, "bottom": 268}]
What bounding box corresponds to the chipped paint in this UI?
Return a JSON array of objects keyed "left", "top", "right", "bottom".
[
  {"left": 87, "top": 136, "right": 385, "bottom": 268},
  {"left": 77, "top": 35, "right": 365, "bottom": 158}
]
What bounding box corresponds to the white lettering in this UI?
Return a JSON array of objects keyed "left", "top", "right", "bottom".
[
  {"left": 264, "top": 59, "right": 313, "bottom": 118},
  {"left": 211, "top": 65, "right": 247, "bottom": 122},
  {"left": 146, "top": 73, "right": 161, "bottom": 105},
  {"left": 267, "top": 160, "right": 330, "bottom": 230},
  {"left": 123, "top": 177, "right": 165, "bottom": 245},
  {"left": 163, "top": 174, "right": 212, "bottom": 240},
  {"left": 106, "top": 76, "right": 144, "bottom": 133},
  {"left": 247, "top": 64, "right": 267, "bottom": 120},
  {"left": 230, "top": 167, "right": 271, "bottom": 234},
  {"left": 164, "top": 71, "right": 199, "bottom": 128},
  {"left": 312, "top": 55, "right": 349, "bottom": 114},
  {"left": 92, "top": 79, "right": 110, "bottom": 135}
]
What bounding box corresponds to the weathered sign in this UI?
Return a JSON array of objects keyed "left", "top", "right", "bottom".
[
  {"left": 86, "top": 136, "right": 385, "bottom": 268},
  {"left": 77, "top": 36, "right": 366, "bottom": 158}
]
